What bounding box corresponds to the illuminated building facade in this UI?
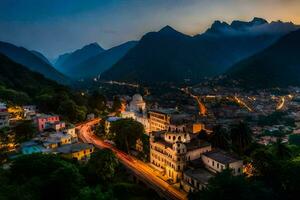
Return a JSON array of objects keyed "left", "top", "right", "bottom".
[
  {"left": 36, "top": 114, "right": 60, "bottom": 132},
  {"left": 149, "top": 109, "right": 204, "bottom": 133},
  {"left": 150, "top": 127, "right": 211, "bottom": 183}
]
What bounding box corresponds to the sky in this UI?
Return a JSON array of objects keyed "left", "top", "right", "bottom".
[{"left": 0, "top": 0, "right": 299, "bottom": 59}]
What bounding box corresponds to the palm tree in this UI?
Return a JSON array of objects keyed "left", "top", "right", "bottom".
[{"left": 230, "top": 121, "right": 253, "bottom": 155}]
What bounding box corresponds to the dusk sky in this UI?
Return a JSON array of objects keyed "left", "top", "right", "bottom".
[{"left": 0, "top": 0, "right": 299, "bottom": 59}]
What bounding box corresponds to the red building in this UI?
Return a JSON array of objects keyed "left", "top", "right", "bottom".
[{"left": 36, "top": 115, "right": 60, "bottom": 132}]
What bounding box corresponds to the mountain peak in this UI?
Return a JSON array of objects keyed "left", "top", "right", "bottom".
[
  {"left": 211, "top": 20, "right": 230, "bottom": 29},
  {"left": 159, "top": 25, "right": 175, "bottom": 31},
  {"left": 251, "top": 17, "right": 268, "bottom": 25},
  {"left": 82, "top": 42, "right": 104, "bottom": 51},
  {"left": 205, "top": 20, "right": 230, "bottom": 34},
  {"left": 158, "top": 25, "right": 181, "bottom": 34}
]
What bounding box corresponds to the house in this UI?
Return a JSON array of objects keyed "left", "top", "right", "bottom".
[
  {"left": 201, "top": 150, "right": 243, "bottom": 175},
  {"left": 20, "top": 141, "right": 50, "bottom": 155},
  {"left": 45, "top": 132, "right": 72, "bottom": 147},
  {"left": 63, "top": 124, "right": 77, "bottom": 142},
  {"left": 45, "top": 121, "right": 65, "bottom": 132},
  {"left": 181, "top": 168, "right": 214, "bottom": 193},
  {"left": 36, "top": 114, "right": 60, "bottom": 132},
  {"left": 55, "top": 143, "right": 94, "bottom": 161}
]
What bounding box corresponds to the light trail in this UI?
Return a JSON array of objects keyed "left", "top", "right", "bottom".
[
  {"left": 180, "top": 87, "right": 207, "bottom": 116},
  {"left": 77, "top": 120, "right": 188, "bottom": 200},
  {"left": 233, "top": 96, "right": 253, "bottom": 112},
  {"left": 276, "top": 96, "right": 285, "bottom": 110}
]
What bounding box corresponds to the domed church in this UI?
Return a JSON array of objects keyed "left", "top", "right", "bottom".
[{"left": 129, "top": 94, "right": 146, "bottom": 114}]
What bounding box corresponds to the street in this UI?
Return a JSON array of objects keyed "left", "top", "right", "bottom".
[{"left": 77, "top": 120, "right": 188, "bottom": 200}]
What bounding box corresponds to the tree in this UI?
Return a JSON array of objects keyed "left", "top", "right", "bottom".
[
  {"left": 58, "top": 99, "right": 87, "bottom": 123},
  {"left": 86, "top": 149, "right": 119, "bottom": 184},
  {"left": 13, "top": 120, "right": 37, "bottom": 143},
  {"left": 88, "top": 91, "right": 107, "bottom": 115},
  {"left": 6, "top": 154, "right": 83, "bottom": 200},
  {"left": 271, "top": 138, "right": 292, "bottom": 160},
  {"left": 189, "top": 169, "right": 274, "bottom": 200},
  {"left": 109, "top": 119, "right": 144, "bottom": 154},
  {"left": 112, "top": 96, "right": 122, "bottom": 113},
  {"left": 230, "top": 122, "right": 253, "bottom": 155},
  {"left": 75, "top": 186, "right": 112, "bottom": 200},
  {"left": 210, "top": 125, "right": 230, "bottom": 150}
]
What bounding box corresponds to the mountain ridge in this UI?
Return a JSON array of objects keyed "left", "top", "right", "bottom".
[
  {"left": 101, "top": 17, "right": 299, "bottom": 84},
  {"left": 54, "top": 42, "right": 105, "bottom": 75},
  {"left": 0, "top": 41, "right": 69, "bottom": 84},
  {"left": 226, "top": 28, "right": 300, "bottom": 88}
]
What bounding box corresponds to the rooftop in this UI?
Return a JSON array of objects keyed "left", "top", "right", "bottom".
[
  {"left": 184, "top": 168, "right": 214, "bottom": 183},
  {"left": 202, "top": 150, "right": 241, "bottom": 164},
  {"left": 149, "top": 108, "right": 179, "bottom": 115},
  {"left": 186, "top": 139, "right": 211, "bottom": 151},
  {"left": 106, "top": 116, "right": 122, "bottom": 122},
  {"left": 55, "top": 143, "right": 94, "bottom": 154},
  {"left": 36, "top": 114, "right": 59, "bottom": 119}
]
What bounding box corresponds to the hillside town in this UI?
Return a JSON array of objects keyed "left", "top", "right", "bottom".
[
  {"left": 1, "top": 1, "right": 300, "bottom": 199},
  {"left": 2, "top": 84, "right": 300, "bottom": 199}
]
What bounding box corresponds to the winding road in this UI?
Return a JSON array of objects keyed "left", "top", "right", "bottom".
[{"left": 77, "top": 119, "right": 188, "bottom": 200}]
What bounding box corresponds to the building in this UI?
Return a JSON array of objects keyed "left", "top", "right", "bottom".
[
  {"left": 201, "top": 150, "right": 243, "bottom": 175},
  {"left": 136, "top": 115, "right": 150, "bottom": 134},
  {"left": 148, "top": 108, "right": 201, "bottom": 133},
  {"left": 55, "top": 143, "right": 94, "bottom": 161},
  {"left": 45, "top": 121, "right": 66, "bottom": 132},
  {"left": 23, "top": 105, "right": 37, "bottom": 119},
  {"left": 44, "top": 132, "right": 72, "bottom": 147},
  {"left": 150, "top": 129, "right": 212, "bottom": 182},
  {"left": 63, "top": 124, "right": 77, "bottom": 142},
  {"left": 181, "top": 168, "right": 214, "bottom": 193},
  {"left": 20, "top": 141, "right": 50, "bottom": 155},
  {"left": 129, "top": 94, "right": 146, "bottom": 113},
  {"left": 0, "top": 103, "right": 9, "bottom": 129},
  {"left": 36, "top": 114, "right": 60, "bottom": 132},
  {"left": 149, "top": 109, "right": 177, "bottom": 132},
  {"left": 121, "top": 111, "right": 136, "bottom": 119}
]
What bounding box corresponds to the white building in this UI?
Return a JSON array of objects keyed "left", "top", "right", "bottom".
[
  {"left": 201, "top": 150, "right": 243, "bottom": 175},
  {"left": 150, "top": 128, "right": 212, "bottom": 183},
  {"left": 181, "top": 168, "right": 214, "bottom": 193},
  {"left": 129, "top": 94, "right": 146, "bottom": 114}
]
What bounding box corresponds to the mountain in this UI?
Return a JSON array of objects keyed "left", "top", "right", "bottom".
[
  {"left": 0, "top": 41, "right": 68, "bottom": 84},
  {"left": 101, "top": 18, "right": 299, "bottom": 84},
  {"left": 205, "top": 17, "right": 297, "bottom": 36},
  {"left": 31, "top": 50, "right": 51, "bottom": 65},
  {"left": 69, "top": 41, "right": 137, "bottom": 79},
  {"left": 54, "top": 43, "right": 104, "bottom": 75},
  {"left": 227, "top": 28, "right": 300, "bottom": 88},
  {"left": 102, "top": 26, "right": 214, "bottom": 83},
  {"left": 0, "top": 53, "right": 62, "bottom": 104}
]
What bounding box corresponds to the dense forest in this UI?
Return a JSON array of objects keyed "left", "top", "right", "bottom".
[{"left": 0, "top": 53, "right": 107, "bottom": 123}]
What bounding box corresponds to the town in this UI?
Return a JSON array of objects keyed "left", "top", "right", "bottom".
[
  {"left": 1, "top": 81, "right": 300, "bottom": 199},
  {"left": 1, "top": 1, "right": 300, "bottom": 199}
]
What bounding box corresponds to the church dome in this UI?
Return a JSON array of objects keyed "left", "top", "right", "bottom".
[{"left": 132, "top": 94, "right": 143, "bottom": 102}]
